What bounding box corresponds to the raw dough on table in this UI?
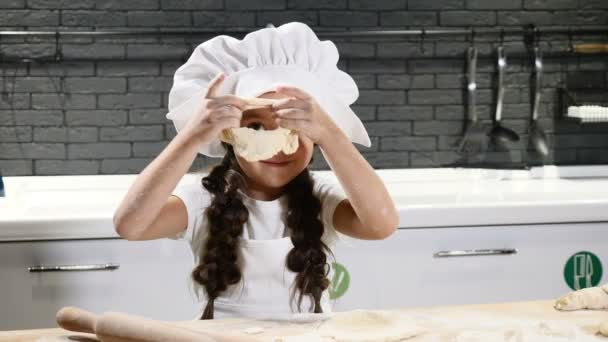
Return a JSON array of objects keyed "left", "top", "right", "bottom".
[
  {"left": 554, "top": 284, "right": 608, "bottom": 311},
  {"left": 220, "top": 127, "right": 299, "bottom": 162},
  {"left": 243, "top": 326, "right": 265, "bottom": 335},
  {"left": 276, "top": 310, "right": 426, "bottom": 342},
  {"left": 599, "top": 320, "right": 608, "bottom": 337}
]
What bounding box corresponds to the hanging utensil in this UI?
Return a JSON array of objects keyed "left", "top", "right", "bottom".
[
  {"left": 490, "top": 45, "right": 519, "bottom": 146},
  {"left": 529, "top": 46, "right": 549, "bottom": 157},
  {"left": 458, "top": 45, "right": 487, "bottom": 154},
  {"left": 573, "top": 44, "right": 608, "bottom": 54}
]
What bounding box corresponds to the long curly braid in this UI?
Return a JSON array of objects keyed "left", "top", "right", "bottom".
[
  {"left": 192, "top": 144, "right": 331, "bottom": 319},
  {"left": 284, "top": 170, "right": 331, "bottom": 313},
  {"left": 192, "top": 146, "right": 248, "bottom": 319}
]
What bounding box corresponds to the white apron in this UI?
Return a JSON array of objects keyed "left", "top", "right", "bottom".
[{"left": 194, "top": 236, "right": 333, "bottom": 320}]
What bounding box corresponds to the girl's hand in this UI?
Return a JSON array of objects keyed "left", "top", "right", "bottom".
[
  {"left": 272, "top": 85, "right": 341, "bottom": 146},
  {"left": 181, "top": 73, "right": 248, "bottom": 145}
]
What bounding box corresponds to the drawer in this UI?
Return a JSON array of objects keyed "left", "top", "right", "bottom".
[
  {"left": 330, "top": 223, "right": 608, "bottom": 311},
  {"left": 0, "top": 238, "right": 200, "bottom": 330}
]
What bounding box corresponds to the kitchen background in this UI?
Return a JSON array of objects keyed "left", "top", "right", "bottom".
[{"left": 0, "top": 0, "right": 607, "bottom": 175}]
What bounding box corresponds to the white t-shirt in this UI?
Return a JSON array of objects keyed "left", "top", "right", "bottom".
[{"left": 169, "top": 171, "right": 347, "bottom": 319}]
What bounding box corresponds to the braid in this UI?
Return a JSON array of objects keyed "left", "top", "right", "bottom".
[
  {"left": 191, "top": 146, "right": 248, "bottom": 319},
  {"left": 284, "top": 169, "right": 331, "bottom": 313},
  {"left": 192, "top": 146, "right": 330, "bottom": 318}
]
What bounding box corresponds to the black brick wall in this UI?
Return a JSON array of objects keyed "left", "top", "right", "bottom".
[{"left": 0, "top": 0, "right": 607, "bottom": 175}]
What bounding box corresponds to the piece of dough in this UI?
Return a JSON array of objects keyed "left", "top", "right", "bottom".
[
  {"left": 243, "top": 326, "right": 264, "bottom": 335},
  {"left": 220, "top": 127, "right": 299, "bottom": 162},
  {"left": 316, "top": 310, "right": 426, "bottom": 342},
  {"left": 554, "top": 285, "right": 608, "bottom": 311},
  {"left": 599, "top": 320, "right": 608, "bottom": 337},
  {"left": 242, "top": 97, "right": 279, "bottom": 110}
]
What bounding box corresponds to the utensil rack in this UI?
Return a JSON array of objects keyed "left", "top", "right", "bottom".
[
  {"left": 0, "top": 25, "right": 607, "bottom": 63},
  {"left": 1, "top": 25, "right": 607, "bottom": 38}
]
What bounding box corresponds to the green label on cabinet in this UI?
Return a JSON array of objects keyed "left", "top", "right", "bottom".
[
  {"left": 329, "top": 262, "right": 350, "bottom": 299},
  {"left": 564, "top": 251, "right": 602, "bottom": 290}
]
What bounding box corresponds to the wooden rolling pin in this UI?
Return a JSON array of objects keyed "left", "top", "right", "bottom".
[
  {"left": 573, "top": 44, "right": 608, "bottom": 54},
  {"left": 56, "top": 306, "right": 258, "bottom": 342}
]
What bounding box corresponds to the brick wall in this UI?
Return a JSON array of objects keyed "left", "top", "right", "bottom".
[{"left": 0, "top": 0, "right": 607, "bottom": 175}]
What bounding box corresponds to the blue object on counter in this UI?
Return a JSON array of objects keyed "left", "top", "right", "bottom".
[{"left": 0, "top": 172, "right": 4, "bottom": 197}]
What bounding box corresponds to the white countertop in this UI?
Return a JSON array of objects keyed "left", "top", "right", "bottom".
[{"left": 1, "top": 165, "right": 608, "bottom": 241}]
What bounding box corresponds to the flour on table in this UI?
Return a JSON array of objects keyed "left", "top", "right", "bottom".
[
  {"left": 454, "top": 322, "right": 587, "bottom": 342},
  {"left": 219, "top": 127, "right": 299, "bottom": 162},
  {"left": 554, "top": 284, "right": 608, "bottom": 311},
  {"left": 274, "top": 332, "right": 325, "bottom": 342},
  {"left": 317, "top": 310, "right": 427, "bottom": 342},
  {"left": 243, "top": 326, "right": 265, "bottom": 335}
]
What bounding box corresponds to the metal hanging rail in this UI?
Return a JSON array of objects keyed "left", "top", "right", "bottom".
[
  {"left": 0, "top": 25, "right": 606, "bottom": 38},
  {"left": 0, "top": 25, "right": 606, "bottom": 63}
]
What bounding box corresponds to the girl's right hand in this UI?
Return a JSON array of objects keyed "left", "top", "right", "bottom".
[{"left": 180, "top": 73, "right": 248, "bottom": 145}]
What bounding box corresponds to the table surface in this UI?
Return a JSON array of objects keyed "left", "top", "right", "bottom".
[{"left": 1, "top": 300, "right": 607, "bottom": 341}]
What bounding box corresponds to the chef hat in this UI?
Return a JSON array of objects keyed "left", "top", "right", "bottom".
[{"left": 166, "top": 21, "right": 371, "bottom": 157}]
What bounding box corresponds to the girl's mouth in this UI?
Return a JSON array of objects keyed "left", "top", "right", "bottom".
[{"left": 260, "top": 160, "right": 291, "bottom": 167}]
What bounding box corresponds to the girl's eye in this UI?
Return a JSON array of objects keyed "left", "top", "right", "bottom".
[{"left": 247, "top": 122, "right": 263, "bottom": 130}]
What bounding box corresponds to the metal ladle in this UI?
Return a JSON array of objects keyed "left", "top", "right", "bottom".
[
  {"left": 529, "top": 46, "right": 549, "bottom": 157},
  {"left": 490, "top": 46, "right": 519, "bottom": 146}
]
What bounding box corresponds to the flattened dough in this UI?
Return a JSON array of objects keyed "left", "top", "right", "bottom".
[
  {"left": 554, "top": 284, "right": 608, "bottom": 311},
  {"left": 220, "top": 127, "right": 299, "bottom": 162},
  {"left": 317, "top": 310, "right": 426, "bottom": 342}
]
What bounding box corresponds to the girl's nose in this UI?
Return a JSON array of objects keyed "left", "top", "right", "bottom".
[{"left": 264, "top": 113, "right": 280, "bottom": 130}]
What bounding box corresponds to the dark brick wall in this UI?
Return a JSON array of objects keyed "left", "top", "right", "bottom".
[{"left": 0, "top": 0, "right": 607, "bottom": 175}]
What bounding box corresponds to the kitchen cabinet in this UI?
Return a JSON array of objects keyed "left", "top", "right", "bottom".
[
  {"left": 330, "top": 222, "right": 608, "bottom": 311},
  {"left": 0, "top": 238, "right": 200, "bottom": 330},
  {"left": 1, "top": 222, "right": 607, "bottom": 330}
]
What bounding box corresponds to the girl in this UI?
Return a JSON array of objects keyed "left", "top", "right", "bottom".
[{"left": 113, "top": 22, "right": 398, "bottom": 320}]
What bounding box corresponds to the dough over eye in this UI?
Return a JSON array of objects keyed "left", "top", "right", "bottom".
[{"left": 219, "top": 127, "right": 299, "bottom": 162}]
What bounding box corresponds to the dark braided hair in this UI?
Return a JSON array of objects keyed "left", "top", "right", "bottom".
[{"left": 192, "top": 144, "right": 331, "bottom": 319}]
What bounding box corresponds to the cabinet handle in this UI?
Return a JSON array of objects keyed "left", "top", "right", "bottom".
[
  {"left": 28, "top": 263, "right": 120, "bottom": 272},
  {"left": 433, "top": 248, "right": 518, "bottom": 258}
]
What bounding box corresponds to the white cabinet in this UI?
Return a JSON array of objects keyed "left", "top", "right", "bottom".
[
  {"left": 2, "top": 223, "right": 607, "bottom": 329},
  {"left": 330, "top": 223, "right": 608, "bottom": 311},
  {"left": 0, "top": 238, "right": 201, "bottom": 330}
]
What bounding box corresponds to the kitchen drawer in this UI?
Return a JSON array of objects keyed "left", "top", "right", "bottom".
[
  {"left": 330, "top": 223, "right": 608, "bottom": 311},
  {"left": 0, "top": 238, "right": 200, "bottom": 330}
]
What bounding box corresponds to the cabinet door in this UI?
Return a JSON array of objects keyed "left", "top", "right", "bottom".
[
  {"left": 0, "top": 238, "right": 201, "bottom": 330},
  {"left": 329, "top": 223, "right": 608, "bottom": 311}
]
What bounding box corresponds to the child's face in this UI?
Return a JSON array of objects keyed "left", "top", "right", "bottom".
[{"left": 235, "top": 91, "right": 314, "bottom": 191}]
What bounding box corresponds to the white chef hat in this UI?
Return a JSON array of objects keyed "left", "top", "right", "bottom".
[{"left": 166, "top": 22, "right": 371, "bottom": 157}]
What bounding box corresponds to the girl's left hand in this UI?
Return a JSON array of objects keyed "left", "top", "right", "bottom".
[{"left": 271, "top": 85, "right": 340, "bottom": 146}]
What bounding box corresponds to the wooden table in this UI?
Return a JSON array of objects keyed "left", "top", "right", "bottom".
[{"left": 1, "top": 300, "right": 607, "bottom": 341}]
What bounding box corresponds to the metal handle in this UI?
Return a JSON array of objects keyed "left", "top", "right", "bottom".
[
  {"left": 467, "top": 46, "right": 478, "bottom": 123},
  {"left": 28, "top": 263, "right": 120, "bottom": 272},
  {"left": 434, "top": 248, "right": 518, "bottom": 258},
  {"left": 495, "top": 46, "right": 506, "bottom": 122},
  {"left": 532, "top": 46, "right": 543, "bottom": 121},
  {"left": 573, "top": 44, "right": 608, "bottom": 54}
]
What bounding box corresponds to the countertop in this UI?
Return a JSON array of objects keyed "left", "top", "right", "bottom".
[
  {"left": 0, "top": 300, "right": 606, "bottom": 341},
  {"left": 2, "top": 165, "right": 608, "bottom": 241}
]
